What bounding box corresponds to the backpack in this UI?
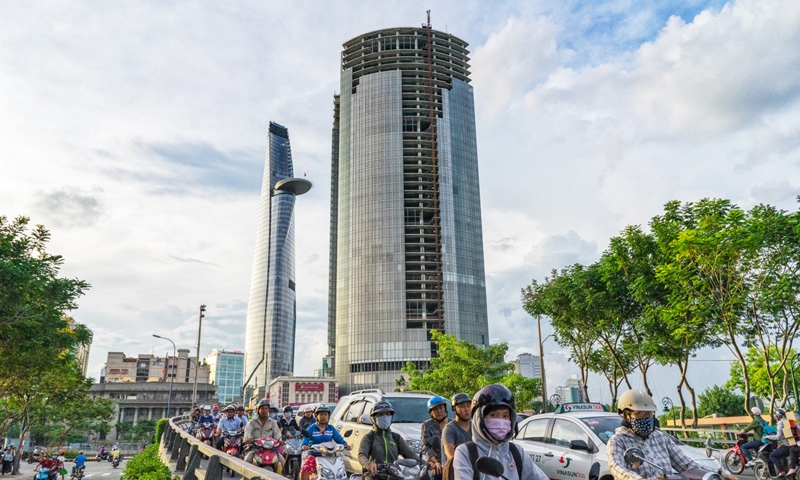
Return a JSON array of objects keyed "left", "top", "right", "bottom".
[
  {"left": 762, "top": 424, "right": 778, "bottom": 444},
  {"left": 442, "top": 442, "right": 524, "bottom": 480}
]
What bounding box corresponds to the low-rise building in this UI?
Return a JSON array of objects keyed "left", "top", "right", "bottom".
[
  {"left": 90, "top": 351, "right": 217, "bottom": 439},
  {"left": 268, "top": 376, "right": 338, "bottom": 408}
]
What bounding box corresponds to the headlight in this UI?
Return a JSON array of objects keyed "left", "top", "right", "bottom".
[
  {"left": 337, "top": 468, "right": 347, "bottom": 479},
  {"left": 322, "top": 467, "right": 334, "bottom": 478},
  {"left": 409, "top": 439, "right": 422, "bottom": 453}
]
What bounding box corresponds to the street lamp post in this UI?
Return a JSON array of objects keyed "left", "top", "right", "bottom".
[
  {"left": 153, "top": 334, "right": 177, "bottom": 417},
  {"left": 193, "top": 304, "right": 206, "bottom": 406},
  {"left": 662, "top": 397, "right": 674, "bottom": 427},
  {"left": 537, "top": 315, "right": 548, "bottom": 412}
]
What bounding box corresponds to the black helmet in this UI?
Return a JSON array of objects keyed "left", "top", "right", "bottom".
[
  {"left": 451, "top": 393, "right": 471, "bottom": 408},
  {"left": 314, "top": 404, "right": 331, "bottom": 416},
  {"left": 371, "top": 401, "right": 395, "bottom": 417},
  {"left": 471, "top": 384, "right": 517, "bottom": 443},
  {"left": 284, "top": 405, "right": 294, "bottom": 413},
  {"left": 269, "top": 404, "right": 279, "bottom": 412},
  {"left": 777, "top": 408, "right": 787, "bottom": 418},
  {"left": 237, "top": 405, "right": 245, "bottom": 411}
]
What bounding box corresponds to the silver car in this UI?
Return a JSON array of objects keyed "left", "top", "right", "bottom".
[{"left": 513, "top": 403, "right": 718, "bottom": 480}]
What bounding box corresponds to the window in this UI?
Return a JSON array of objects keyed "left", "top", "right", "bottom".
[
  {"left": 550, "top": 419, "right": 590, "bottom": 448},
  {"left": 343, "top": 401, "right": 366, "bottom": 423},
  {"left": 519, "top": 418, "right": 549, "bottom": 442}
]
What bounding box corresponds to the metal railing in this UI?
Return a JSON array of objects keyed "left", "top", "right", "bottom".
[{"left": 159, "top": 416, "right": 285, "bottom": 480}]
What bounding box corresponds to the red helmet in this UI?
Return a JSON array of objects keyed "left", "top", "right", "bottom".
[{"left": 213, "top": 405, "right": 219, "bottom": 411}]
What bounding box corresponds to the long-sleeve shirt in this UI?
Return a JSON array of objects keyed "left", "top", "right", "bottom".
[
  {"left": 607, "top": 426, "right": 700, "bottom": 480},
  {"left": 421, "top": 418, "right": 450, "bottom": 462},
  {"left": 301, "top": 423, "right": 347, "bottom": 447},
  {"left": 244, "top": 416, "right": 282, "bottom": 442},
  {"left": 358, "top": 427, "right": 419, "bottom": 469},
  {"left": 765, "top": 419, "right": 788, "bottom": 446}
]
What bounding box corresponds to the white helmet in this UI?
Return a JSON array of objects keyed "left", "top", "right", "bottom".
[
  {"left": 617, "top": 390, "right": 657, "bottom": 413},
  {"left": 751, "top": 407, "right": 762, "bottom": 416}
]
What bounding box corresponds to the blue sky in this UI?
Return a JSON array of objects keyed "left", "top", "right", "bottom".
[{"left": 1, "top": 0, "right": 799, "bottom": 404}]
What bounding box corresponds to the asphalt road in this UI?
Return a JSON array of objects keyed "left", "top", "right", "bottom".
[{"left": 13, "top": 459, "right": 125, "bottom": 480}]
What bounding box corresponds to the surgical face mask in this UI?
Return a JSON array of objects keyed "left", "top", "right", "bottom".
[
  {"left": 630, "top": 417, "right": 655, "bottom": 438},
  {"left": 269, "top": 413, "right": 276, "bottom": 419},
  {"left": 285, "top": 412, "right": 292, "bottom": 418},
  {"left": 484, "top": 418, "right": 512, "bottom": 442},
  {"left": 376, "top": 415, "right": 393, "bottom": 430}
]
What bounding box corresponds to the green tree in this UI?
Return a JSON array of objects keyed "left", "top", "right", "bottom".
[
  {"left": 400, "top": 331, "right": 512, "bottom": 397},
  {"left": 501, "top": 373, "right": 542, "bottom": 411},
  {"left": 0, "top": 216, "right": 91, "bottom": 470},
  {"left": 697, "top": 385, "right": 746, "bottom": 417}
]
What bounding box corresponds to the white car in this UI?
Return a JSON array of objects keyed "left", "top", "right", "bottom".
[{"left": 513, "top": 403, "right": 719, "bottom": 480}]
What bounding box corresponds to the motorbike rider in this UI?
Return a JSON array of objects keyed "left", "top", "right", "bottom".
[
  {"left": 198, "top": 406, "right": 215, "bottom": 425},
  {"left": 358, "top": 401, "right": 419, "bottom": 479},
  {"left": 279, "top": 406, "right": 300, "bottom": 432},
  {"left": 453, "top": 384, "right": 547, "bottom": 480},
  {"left": 216, "top": 404, "right": 244, "bottom": 450},
  {"left": 235, "top": 405, "right": 249, "bottom": 426},
  {"left": 765, "top": 408, "right": 791, "bottom": 476},
  {"left": 608, "top": 389, "right": 738, "bottom": 480},
  {"left": 244, "top": 400, "right": 284, "bottom": 465},
  {"left": 36, "top": 453, "right": 62, "bottom": 480},
  {"left": 442, "top": 393, "right": 473, "bottom": 464},
  {"left": 738, "top": 406, "right": 768, "bottom": 466},
  {"left": 72, "top": 451, "right": 86, "bottom": 476},
  {"left": 298, "top": 405, "right": 315, "bottom": 432},
  {"left": 300, "top": 404, "right": 351, "bottom": 480},
  {"left": 214, "top": 405, "right": 222, "bottom": 422},
  {"left": 96, "top": 446, "right": 105, "bottom": 461},
  {"left": 421, "top": 395, "right": 451, "bottom": 479}
]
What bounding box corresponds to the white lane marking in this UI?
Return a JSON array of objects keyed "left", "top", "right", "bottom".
[{"left": 102, "top": 473, "right": 111, "bottom": 476}]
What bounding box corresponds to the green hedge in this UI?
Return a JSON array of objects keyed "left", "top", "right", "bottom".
[
  {"left": 121, "top": 444, "right": 170, "bottom": 480},
  {"left": 154, "top": 419, "right": 168, "bottom": 446}
]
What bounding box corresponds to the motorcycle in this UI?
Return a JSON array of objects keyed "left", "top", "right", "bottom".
[
  {"left": 35, "top": 467, "right": 58, "bottom": 480},
  {"left": 349, "top": 459, "right": 420, "bottom": 480},
  {"left": 752, "top": 443, "right": 791, "bottom": 480},
  {"left": 197, "top": 421, "right": 216, "bottom": 446},
  {"left": 223, "top": 430, "right": 244, "bottom": 458},
  {"left": 724, "top": 432, "right": 753, "bottom": 474},
  {"left": 623, "top": 443, "right": 725, "bottom": 480},
  {"left": 70, "top": 466, "right": 85, "bottom": 480},
  {"left": 283, "top": 429, "right": 303, "bottom": 480},
  {"left": 27, "top": 452, "right": 40, "bottom": 464},
  {"left": 250, "top": 436, "right": 285, "bottom": 473},
  {"left": 307, "top": 441, "right": 347, "bottom": 480}
]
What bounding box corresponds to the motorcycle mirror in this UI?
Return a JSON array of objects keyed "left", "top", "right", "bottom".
[
  {"left": 397, "top": 459, "right": 418, "bottom": 468},
  {"left": 476, "top": 457, "right": 507, "bottom": 479},
  {"left": 623, "top": 448, "right": 646, "bottom": 468},
  {"left": 301, "top": 429, "right": 311, "bottom": 438}
]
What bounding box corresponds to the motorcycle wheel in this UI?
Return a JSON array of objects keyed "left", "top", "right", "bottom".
[
  {"left": 725, "top": 450, "right": 745, "bottom": 474},
  {"left": 753, "top": 462, "right": 769, "bottom": 480},
  {"left": 28, "top": 459, "right": 34, "bottom": 464}
]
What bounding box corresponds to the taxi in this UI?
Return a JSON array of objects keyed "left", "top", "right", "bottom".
[{"left": 513, "top": 403, "right": 717, "bottom": 480}]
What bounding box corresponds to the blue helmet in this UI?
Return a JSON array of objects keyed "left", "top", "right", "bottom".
[{"left": 428, "top": 395, "right": 448, "bottom": 413}]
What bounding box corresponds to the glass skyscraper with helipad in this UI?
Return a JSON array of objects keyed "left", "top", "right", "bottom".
[
  {"left": 245, "top": 122, "right": 311, "bottom": 400},
  {"left": 329, "top": 25, "right": 489, "bottom": 394}
]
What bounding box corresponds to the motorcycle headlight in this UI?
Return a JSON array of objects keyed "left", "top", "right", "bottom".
[
  {"left": 336, "top": 468, "right": 347, "bottom": 480},
  {"left": 322, "top": 467, "right": 334, "bottom": 478},
  {"left": 409, "top": 439, "right": 422, "bottom": 453}
]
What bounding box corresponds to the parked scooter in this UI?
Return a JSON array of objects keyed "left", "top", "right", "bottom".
[
  {"left": 282, "top": 428, "right": 303, "bottom": 480},
  {"left": 250, "top": 436, "right": 285, "bottom": 473},
  {"left": 349, "top": 459, "right": 420, "bottom": 480},
  {"left": 307, "top": 441, "right": 347, "bottom": 480}
]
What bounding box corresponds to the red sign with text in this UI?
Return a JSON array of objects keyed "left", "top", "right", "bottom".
[{"left": 295, "top": 383, "right": 324, "bottom": 392}]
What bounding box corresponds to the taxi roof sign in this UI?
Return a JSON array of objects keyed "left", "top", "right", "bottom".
[{"left": 554, "top": 403, "right": 607, "bottom": 413}]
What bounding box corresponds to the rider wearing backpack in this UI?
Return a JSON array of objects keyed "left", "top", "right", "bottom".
[
  {"left": 451, "top": 384, "right": 547, "bottom": 480},
  {"left": 358, "top": 401, "right": 419, "bottom": 479},
  {"left": 737, "top": 407, "right": 767, "bottom": 466}
]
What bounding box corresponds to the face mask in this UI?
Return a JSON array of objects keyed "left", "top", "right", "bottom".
[
  {"left": 630, "top": 417, "right": 655, "bottom": 438},
  {"left": 269, "top": 413, "right": 276, "bottom": 419},
  {"left": 484, "top": 418, "right": 512, "bottom": 442},
  {"left": 376, "top": 416, "right": 393, "bottom": 430}
]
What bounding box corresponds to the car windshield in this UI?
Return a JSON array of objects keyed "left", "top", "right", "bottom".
[
  {"left": 580, "top": 416, "right": 622, "bottom": 444},
  {"left": 386, "top": 397, "right": 437, "bottom": 423}
]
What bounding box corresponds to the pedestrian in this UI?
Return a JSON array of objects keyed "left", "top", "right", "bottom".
[{"left": 2, "top": 447, "right": 12, "bottom": 475}]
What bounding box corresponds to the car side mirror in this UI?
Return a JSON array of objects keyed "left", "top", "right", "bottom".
[
  {"left": 570, "top": 440, "right": 591, "bottom": 452},
  {"left": 360, "top": 413, "right": 372, "bottom": 425},
  {"left": 589, "top": 462, "right": 600, "bottom": 480},
  {"left": 623, "top": 448, "right": 645, "bottom": 468}
]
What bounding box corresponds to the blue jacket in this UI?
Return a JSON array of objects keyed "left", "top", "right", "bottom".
[{"left": 301, "top": 423, "right": 347, "bottom": 447}]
